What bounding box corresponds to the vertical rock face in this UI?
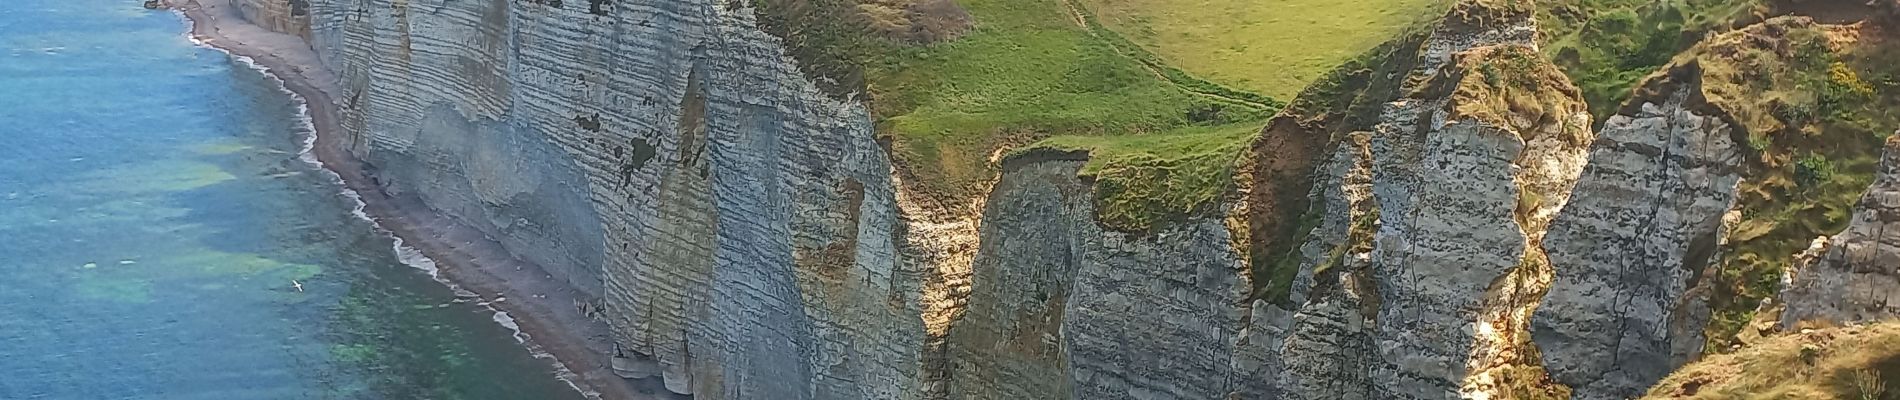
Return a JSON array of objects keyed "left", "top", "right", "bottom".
[
  {"left": 1262, "top": 2, "right": 1598, "bottom": 397},
  {"left": 944, "top": 155, "right": 1088, "bottom": 400},
  {"left": 1360, "top": 45, "right": 1592, "bottom": 398},
  {"left": 944, "top": 151, "right": 1260, "bottom": 400},
  {"left": 1275, "top": 131, "right": 1381, "bottom": 400},
  {"left": 235, "top": 0, "right": 310, "bottom": 37},
  {"left": 250, "top": 0, "right": 925, "bottom": 398},
  {"left": 1780, "top": 134, "right": 1900, "bottom": 328},
  {"left": 241, "top": 0, "right": 1273, "bottom": 396},
  {"left": 1532, "top": 67, "right": 1744, "bottom": 400}
]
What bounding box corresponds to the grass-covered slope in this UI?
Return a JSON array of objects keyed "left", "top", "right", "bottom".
[
  {"left": 1663, "top": 16, "right": 1900, "bottom": 351},
  {"left": 1645, "top": 323, "right": 1900, "bottom": 400},
  {"left": 864, "top": 0, "right": 1276, "bottom": 220},
  {"left": 1535, "top": 0, "right": 1761, "bottom": 121},
  {"left": 1079, "top": 0, "right": 1448, "bottom": 99}
]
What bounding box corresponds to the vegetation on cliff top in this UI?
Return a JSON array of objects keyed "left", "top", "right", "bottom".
[
  {"left": 1010, "top": 122, "right": 1261, "bottom": 232},
  {"left": 1447, "top": 45, "right": 1592, "bottom": 145},
  {"left": 1078, "top": 0, "right": 1446, "bottom": 99},
  {"left": 1535, "top": 0, "right": 1761, "bottom": 122},
  {"left": 757, "top": 0, "right": 1449, "bottom": 233},
  {"left": 1644, "top": 323, "right": 1900, "bottom": 400},
  {"left": 1681, "top": 17, "right": 1898, "bottom": 352}
]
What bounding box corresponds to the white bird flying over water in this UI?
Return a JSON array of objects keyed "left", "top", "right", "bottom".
[{"left": 292, "top": 280, "right": 303, "bottom": 293}]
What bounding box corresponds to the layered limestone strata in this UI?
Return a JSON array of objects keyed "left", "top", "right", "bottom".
[
  {"left": 941, "top": 151, "right": 1264, "bottom": 400},
  {"left": 1532, "top": 67, "right": 1744, "bottom": 400},
  {"left": 1360, "top": 45, "right": 1592, "bottom": 398},
  {"left": 1780, "top": 134, "right": 1900, "bottom": 328},
  {"left": 1273, "top": 131, "right": 1381, "bottom": 400},
  {"left": 219, "top": 0, "right": 1845, "bottom": 399},
  {"left": 232, "top": 0, "right": 1273, "bottom": 397},
  {"left": 1255, "top": 2, "right": 1599, "bottom": 398},
  {"left": 240, "top": 0, "right": 925, "bottom": 398}
]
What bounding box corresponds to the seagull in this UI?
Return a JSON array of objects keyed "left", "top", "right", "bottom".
[{"left": 291, "top": 280, "right": 304, "bottom": 293}]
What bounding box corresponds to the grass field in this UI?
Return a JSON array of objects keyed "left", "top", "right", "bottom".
[
  {"left": 1078, "top": 0, "right": 1447, "bottom": 99},
  {"left": 865, "top": 0, "right": 1275, "bottom": 224}
]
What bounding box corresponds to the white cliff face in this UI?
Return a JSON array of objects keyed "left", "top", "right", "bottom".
[
  {"left": 234, "top": 0, "right": 309, "bottom": 37},
  {"left": 1366, "top": 117, "right": 1536, "bottom": 398},
  {"left": 944, "top": 154, "right": 1262, "bottom": 400},
  {"left": 1780, "top": 134, "right": 1900, "bottom": 329},
  {"left": 256, "top": 0, "right": 926, "bottom": 398},
  {"left": 1365, "top": 70, "right": 1591, "bottom": 400},
  {"left": 1259, "top": 3, "right": 1600, "bottom": 396},
  {"left": 1533, "top": 81, "right": 1745, "bottom": 400},
  {"left": 1274, "top": 131, "right": 1380, "bottom": 400},
  {"left": 239, "top": 0, "right": 1276, "bottom": 397},
  {"left": 222, "top": 0, "right": 1839, "bottom": 399}
]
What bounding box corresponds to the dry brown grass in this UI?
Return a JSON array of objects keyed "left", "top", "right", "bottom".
[{"left": 1646, "top": 322, "right": 1900, "bottom": 399}]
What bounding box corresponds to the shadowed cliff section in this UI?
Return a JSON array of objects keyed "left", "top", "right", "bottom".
[{"left": 1235, "top": 27, "right": 1431, "bottom": 308}]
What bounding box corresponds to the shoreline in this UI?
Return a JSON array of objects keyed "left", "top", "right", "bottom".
[{"left": 162, "top": 1, "right": 644, "bottom": 399}]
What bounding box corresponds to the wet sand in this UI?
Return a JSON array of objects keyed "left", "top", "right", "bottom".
[{"left": 162, "top": 1, "right": 646, "bottom": 398}]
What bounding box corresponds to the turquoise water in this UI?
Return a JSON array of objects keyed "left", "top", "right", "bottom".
[{"left": 0, "top": 2, "right": 588, "bottom": 399}]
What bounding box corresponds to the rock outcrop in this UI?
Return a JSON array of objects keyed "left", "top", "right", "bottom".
[
  {"left": 1250, "top": 2, "right": 1597, "bottom": 398},
  {"left": 943, "top": 151, "right": 1262, "bottom": 399},
  {"left": 1531, "top": 65, "right": 1744, "bottom": 400},
  {"left": 1780, "top": 134, "right": 1900, "bottom": 328}
]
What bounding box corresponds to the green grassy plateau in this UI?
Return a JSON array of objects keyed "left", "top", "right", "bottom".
[{"left": 1080, "top": 0, "right": 1445, "bottom": 99}]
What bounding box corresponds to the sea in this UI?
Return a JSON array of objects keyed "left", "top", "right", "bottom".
[{"left": 0, "top": 1, "right": 589, "bottom": 399}]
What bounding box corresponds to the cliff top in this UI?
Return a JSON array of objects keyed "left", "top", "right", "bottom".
[
  {"left": 1445, "top": 45, "right": 1592, "bottom": 145},
  {"left": 1535, "top": 0, "right": 1762, "bottom": 122}
]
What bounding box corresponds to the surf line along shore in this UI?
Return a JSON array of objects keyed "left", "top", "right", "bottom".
[{"left": 160, "top": 1, "right": 646, "bottom": 398}]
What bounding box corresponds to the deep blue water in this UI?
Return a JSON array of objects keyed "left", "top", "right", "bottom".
[{"left": 0, "top": 2, "right": 588, "bottom": 399}]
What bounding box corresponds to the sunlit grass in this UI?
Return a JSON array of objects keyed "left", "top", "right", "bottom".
[{"left": 1078, "top": 0, "right": 1447, "bottom": 99}]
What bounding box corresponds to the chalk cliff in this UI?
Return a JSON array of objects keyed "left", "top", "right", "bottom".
[
  {"left": 238, "top": 0, "right": 921, "bottom": 397},
  {"left": 1531, "top": 65, "right": 1742, "bottom": 400},
  {"left": 218, "top": 0, "right": 1900, "bottom": 398}
]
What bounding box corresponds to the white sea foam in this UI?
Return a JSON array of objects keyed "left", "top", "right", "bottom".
[{"left": 178, "top": 12, "right": 598, "bottom": 398}]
